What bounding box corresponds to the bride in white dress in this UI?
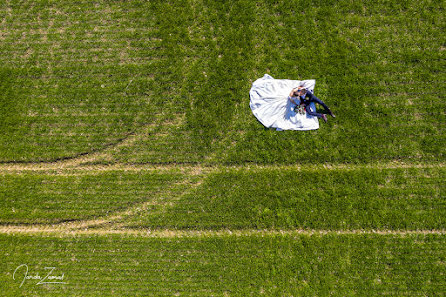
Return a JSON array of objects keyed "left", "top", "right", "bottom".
[{"left": 249, "top": 74, "right": 319, "bottom": 131}]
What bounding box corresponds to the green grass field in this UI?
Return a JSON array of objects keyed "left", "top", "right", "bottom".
[{"left": 1, "top": 0, "right": 444, "bottom": 295}]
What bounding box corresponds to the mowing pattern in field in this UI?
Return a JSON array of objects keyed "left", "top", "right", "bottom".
[{"left": 0, "top": 0, "right": 445, "bottom": 295}]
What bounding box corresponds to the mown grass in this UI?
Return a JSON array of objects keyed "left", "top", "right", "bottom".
[
  {"left": 105, "top": 0, "right": 445, "bottom": 165},
  {"left": 1, "top": 233, "right": 444, "bottom": 296},
  {"left": 0, "top": 0, "right": 444, "bottom": 295},
  {"left": 3, "top": 166, "right": 444, "bottom": 230},
  {"left": 0, "top": 0, "right": 160, "bottom": 162},
  {"left": 0, "top": 68, "right": 23, "bottom": 133},
  {"left": 0, "top": 170, "right": 186, "bottom": 224},
  {"left": 0, "top": 0, "right": 444, "bottom": 164},
  {"left": 124, "top": 166, "right": 445, "bottom": 230}
]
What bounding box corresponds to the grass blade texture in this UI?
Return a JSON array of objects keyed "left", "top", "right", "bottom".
[{"left": 0, "top": 0, "right": 444, "bottom": 295}]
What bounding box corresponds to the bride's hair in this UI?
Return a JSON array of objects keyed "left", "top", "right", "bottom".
[{"left": 293, "top": 84, "right": 307, "bottom": 97}]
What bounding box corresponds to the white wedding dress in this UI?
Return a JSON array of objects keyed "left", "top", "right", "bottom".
[{"left": 250, "top": 74, "right": 319, "bottom": 130}]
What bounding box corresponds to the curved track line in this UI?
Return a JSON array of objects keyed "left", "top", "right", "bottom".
[{"left": 0, "top": 125, "right": 157, "bottom": 171}]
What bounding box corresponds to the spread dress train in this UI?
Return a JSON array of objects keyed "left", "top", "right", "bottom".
[{"left": 249, "top": 74, "right": 319, "bottom": 131}]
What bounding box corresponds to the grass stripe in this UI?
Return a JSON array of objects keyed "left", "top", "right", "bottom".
[
  {"left": 0, "top": 165, "right": 443, "bottom": 231},
  {"left": 1, "top": 227, "right": 445, "bottom": 237},
  {"left": 0, "top": 161, "right": 444, "bottom": 172},
  {"left": 124, "top": 166, "right": 444, "bottom": 230},
  {"left": 1, "top": 232, "right": 444, "bottom": 296},
  {"left": 0, "top": 170, "right": 188, "bottom": 224}
]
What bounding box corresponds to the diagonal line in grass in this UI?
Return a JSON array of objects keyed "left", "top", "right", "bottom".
[
  {"left": 1, "top": 162, "right": 443, "bottom": 232},
  {"left": 127, "top": 165, "right": 444, "bottom": 231}
]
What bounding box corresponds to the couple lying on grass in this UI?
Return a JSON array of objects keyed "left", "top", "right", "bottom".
[
  {"left": 249, "top": 74, "right": 335, "bottom": 130},
  {"left": 288, "top": 86, "right": 335, "bottom": 123}
]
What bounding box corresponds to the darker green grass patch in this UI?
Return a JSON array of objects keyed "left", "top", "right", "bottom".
[
  {"left": 134, "top": 166, "right": 445, "bottom": 230},
  {"left": 183, "top": 0, "right": 256, "bottom": 149},
  {"left": 0, "top": 68, "right": 28, "bottom": 134},
  {"left": 0, "top": 68, "right": 20, "bottom": 130}
]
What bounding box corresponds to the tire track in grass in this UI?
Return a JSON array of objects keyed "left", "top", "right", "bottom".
[
  {"left": 0, "top": 2, "right": 162, "bottom": 163},
  {"left": 0, "top": 226, "right": 444, "bottom": 237},
  {"left": 0, "top": 161, "right": 443, "bottom": 234},
  {"left": 0, "top": 130, "right": 140, "bottom": 170},
  {"left": 0, "top": 111, "right": 185, "bottom": 171},
  {"left": 0, "top": 160, "right": 443, "bottom": 172},
  {"left": 0, "top": 167, "right": 206, "bottom": 230}
]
